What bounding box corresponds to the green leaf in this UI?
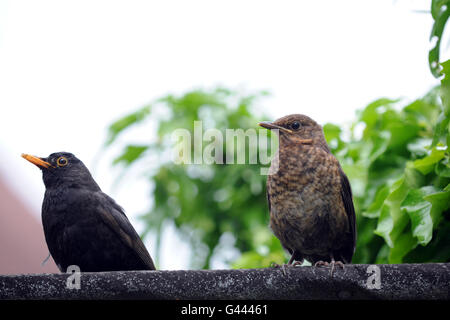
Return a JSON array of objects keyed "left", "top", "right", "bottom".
[
  {"left": 404, "top": 96, "right": 440, "bottom": 124},
  {"left": 374, "top": 176, "right": 407, "bottom": 247},
  {"left": 429, "top": 1, "right": 450, "bottom": 77},
  {"left": 440, "top": 59, "right": 450, "bottom": 114},
  {"left": 407, "top": 138, "right": 432, "bottom": 158},
  {"left": 359, "top": 98, "right": 399, "bottom": 131},
  {"left": 423, "top": 185, "right": 450, "bottom": 225},
  {"left": 375, "top": 164, "right": 424, "bottom": 248},
  {"left": 401, "top": 186, "right": 438, "bottom": 245},
  {"left": 404, "top": 220, "right": 450, "bottom": 262},
  {"left": 431, "top": 112, "right": 450, "bottom": 147},
  {"left": 369, "top": 131, "right": 390, "bottom": 163},
  {"left": 435, "top": 156, "right": 450, "bottom": 177},
  {"left": 412, "top": 147, "right": 446, "bottom": 174},
  {"left": 323, "top": 123, "right": 341, "bottom": 142},
  {"left": 113, "top": 145, "right": 149, "bottom": 166},
  {"left": 388, "top": 231, "right": 417, "bottom": 263},
  {"left": 387, "top": 123, "right": 420, "bottom": 150},
  {"left": 106, "top": 105, "right": 151, "bottom": 145},
  {"left": 363, "top": 184, "right": 390, "bottom": 218}
]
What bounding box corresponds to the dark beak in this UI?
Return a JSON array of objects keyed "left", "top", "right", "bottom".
[
  {"left": 258, "top": 121, "right": 293, "bottom": 134},
  {"left": 258, "top": 122, "right": 313, "bottom": 145},
  {"left": 22, "top": 154, "right": 53, "bottom": 169}
]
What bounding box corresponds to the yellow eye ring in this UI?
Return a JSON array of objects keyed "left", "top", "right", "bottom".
[{"left": 56, "top": 156, "right": 68, "bottom": 167}]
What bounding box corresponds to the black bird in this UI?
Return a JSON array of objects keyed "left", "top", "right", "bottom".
[
  {"left": 22, "top": 152, "right": 156, "bottom": 272},
  {"left": 259, "top": 114, "right": 356, "bottom": 271}
]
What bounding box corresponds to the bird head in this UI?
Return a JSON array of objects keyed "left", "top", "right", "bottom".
[
  {"left": 259, "top": 114, "right": 329, "bottom": 151},
  {"left": 22, "top": 152, "right": 100, "bottom": 191}
]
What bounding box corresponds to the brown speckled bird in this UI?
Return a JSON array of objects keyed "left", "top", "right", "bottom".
[{"left": 259, "top": 114, "right": 356, "bottom": 270}]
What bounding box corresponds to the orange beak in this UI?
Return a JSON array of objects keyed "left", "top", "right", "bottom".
[{"left": 21, "top": 153, "right": 52, "bottom": 169}]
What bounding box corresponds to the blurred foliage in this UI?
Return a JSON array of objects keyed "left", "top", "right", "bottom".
[
  {"left": 323, "top": 83, "right": 450, "bottom": 264},
  {"left": 104, "top": 81, "right": 449, "bottom": 268},
  {"left": 429, "top": 0, "right": 450, "bottom": 77},
  {"left": 105, "top": 88, "right": 280, "bottom": 269},
  {"left": 235, "top": 77, "right": 450, "bottom": 266},
  {"left": 105, "top": 3, "right": 450, "bottom": 268}
]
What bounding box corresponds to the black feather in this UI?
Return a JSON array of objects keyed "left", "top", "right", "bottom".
[
  {"left": 37, "top": 152, "right": 156, "bottom": 272},
  {"left": 339, "top": 168, "right": 357, "bottom": 262}
]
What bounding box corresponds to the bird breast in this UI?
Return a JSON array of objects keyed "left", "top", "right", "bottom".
[{"left": 268, "top": 145, "right": 348, "bottom": 243}]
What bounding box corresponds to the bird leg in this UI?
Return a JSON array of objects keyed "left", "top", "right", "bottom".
[
  {"left": 328, "top": 255, "right": 345, "bottom": 276},
  {"left": 287, "top": 254, "right": 296, "bottom": 265},
  {"left": 314, "top": 255, "right": 345, "bottom": 275},
  {"left": 270, "top": 262, "right": 288, "bottom": 276},
  {"left": 287, "top": 251, "right": 304, "bottom": 267},
  {"left": 271, "top": 254, "right": 304, "bottom": 276}
]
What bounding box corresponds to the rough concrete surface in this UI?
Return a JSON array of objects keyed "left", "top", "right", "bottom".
[{"left": 0, "top": 263, "right": 449, "bottom": 300}]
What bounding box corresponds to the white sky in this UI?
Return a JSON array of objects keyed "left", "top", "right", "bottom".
[{"left": 0, "top": 0, "right": 447, "bottom": 269}]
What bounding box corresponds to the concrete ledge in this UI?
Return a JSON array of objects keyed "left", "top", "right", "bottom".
[{"left": 0, "top": 263, "right": 449, "bottom": 300}]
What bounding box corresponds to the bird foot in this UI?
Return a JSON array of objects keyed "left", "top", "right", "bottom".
[
  {"left": 331, "top": 260, "right": 345, "bottom": 269},
  {"left": 271, "top": 260, "right": 303, "bottom": 276},
  {"left": 270, "top": 262, "right": 282, "bottom": 268},
  {"left": 291, "top": 260, "right": 304, "bottom": 267},
  {"left": 314, "top": 260, "right": 345, "bottom": 276},
  {"left": 314, "top": 260, "right": 329, "bottom": 267},
  {"left": 329, "top": 260, "right": 344, "bottom": 276},
  {"left": 270, "top": 262, "right": 289, "bottom": 276}
]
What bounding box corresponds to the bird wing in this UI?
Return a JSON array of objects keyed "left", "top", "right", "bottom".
[
  {"left": 339, "top": 168, "right": 357, "bottom": 261},
  {"left": 95, "top": 192, "right": 156, "bottom": 270}
]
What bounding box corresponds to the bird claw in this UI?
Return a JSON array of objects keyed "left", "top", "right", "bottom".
[
  {"left": 291, "top": 260, "right": 304, "bottom": 267},
  {"left": 314, "top": 260, "right": 344, "bottom": 276},
  {"left": 271, "top": 258, "right": 304, "bottom": 276},
  {"left": 270, "top": 262, "right": 281, "bottom": 268},
  {"left": 329, "top": 260, "right": 345, "bottom": 277},
  {"left": 314, "top": 260, "right": 329, "bottom": 267},
  {"left": 270, "top": 262, "right": 288, "bottom": 276}
]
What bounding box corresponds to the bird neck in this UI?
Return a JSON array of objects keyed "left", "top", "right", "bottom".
[
  {"left": 45, "top": 177, "right": 101, "bottom": 193},
  {"left": 279, "top": 134, "right": 330, "bottom": 153}
]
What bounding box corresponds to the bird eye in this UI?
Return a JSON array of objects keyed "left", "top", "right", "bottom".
[
  {"left": 291, "top": 121, "right": 301, "bottom": 130},
  {"left": 56, "top": 156, "right": 68, "bottom": 167}
]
